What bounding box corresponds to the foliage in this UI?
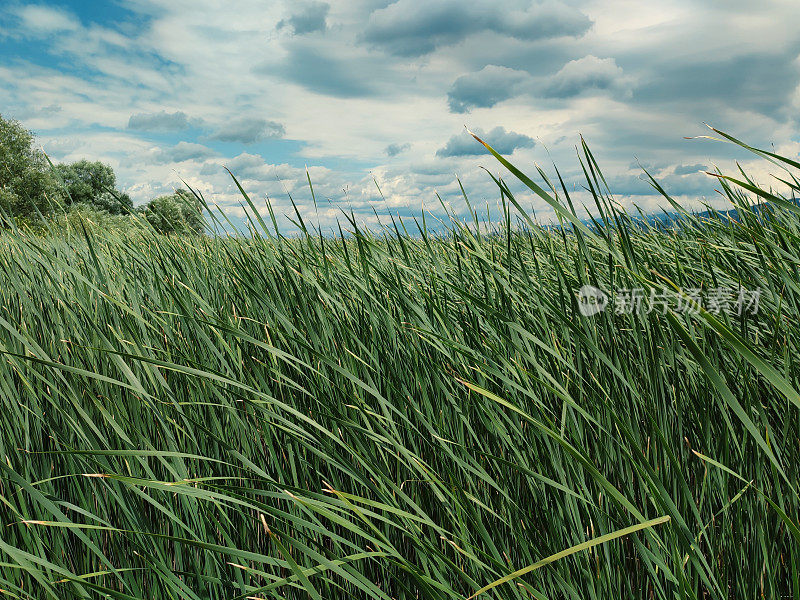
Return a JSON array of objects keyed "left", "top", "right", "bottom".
[
  {"left": 0, "top": 114, "right": 62, "bottom": 219},
  {"left": 54, "top": 159, "right": 133, "bottom": 215},
  {"left": 47, "top": 202, "right": 141, "bottom": 235},
  {"left": 0, "top": 132, "right": 798, "bottom": 599},
  {"left": 142, "top": 187, "right": 205, "bottom": 234}
]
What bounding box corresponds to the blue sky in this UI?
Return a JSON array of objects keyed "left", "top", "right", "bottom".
[{"left": 1, "top": 0, "right": 799, "bottom": 231}]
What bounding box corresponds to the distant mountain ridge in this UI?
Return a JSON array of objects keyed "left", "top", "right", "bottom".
[{"left": 584, "top": 200, "right": 799, "bottom": 231}]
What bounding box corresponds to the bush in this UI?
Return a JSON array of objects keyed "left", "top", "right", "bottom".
[
  {"left": 142, "top": 188, "right": 205, "bottom": 234},
  {"left": 53, "top": 203, "right": 139, "bottom": 235}
]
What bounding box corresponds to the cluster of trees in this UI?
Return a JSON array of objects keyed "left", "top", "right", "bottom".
[
  {"left": 0, "top": 115, "right": 204, "bottom": 234},
  {"left": 55, "top": 160, "right": 133, "bottom": 215}
]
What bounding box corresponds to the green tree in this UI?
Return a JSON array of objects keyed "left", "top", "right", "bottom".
[
  {"left": 54, "top": 159, "right": 133, "bottom": 215},
  {"left": 0, "top": 114, "right": 62, "bottom": 219},
  {"left": 142, "top": 188, "right": 204, "bottom": 235}
]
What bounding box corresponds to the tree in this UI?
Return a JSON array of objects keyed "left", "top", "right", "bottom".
[
  {"left": 142, "top": 188, "right": 205, "bottom": 235},
  {"left": 54, "top": 159, "right": 133, "bottom": 215},
  {"left": 0, "top": 114, "right": 62, "bottom": 219}
]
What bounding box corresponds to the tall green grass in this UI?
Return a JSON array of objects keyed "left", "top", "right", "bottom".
[{"left": 0, "top": 130, "right": 798, "bottom": 599}]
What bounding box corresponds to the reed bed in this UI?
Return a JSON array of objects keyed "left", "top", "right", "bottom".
[{"left": 0, "top": 131, "right": 798, "bottom": 599}]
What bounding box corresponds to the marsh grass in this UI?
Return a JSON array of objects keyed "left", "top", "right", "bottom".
[{"left": 0, "top": 129, "right": 798, "bottom": 599}]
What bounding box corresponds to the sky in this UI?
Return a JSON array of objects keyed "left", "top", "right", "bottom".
[{"left": 1, "top": 0, "right": 799, "bottom": 232}]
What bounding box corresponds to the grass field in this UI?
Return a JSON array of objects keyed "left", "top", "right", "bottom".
[{"left": 0, "top": 131, "right": 799, "bottom": 599}]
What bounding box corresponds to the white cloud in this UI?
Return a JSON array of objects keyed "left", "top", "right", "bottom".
[{"left": 13, "top": 5, "right": 80, "bottom": 35}]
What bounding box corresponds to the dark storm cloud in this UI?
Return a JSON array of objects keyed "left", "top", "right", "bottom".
[
  {"left": 223, "top": 152, "right": 268, "bottom": 179},
  {"left": 436, "top": 127, "right": 534, "bottom": 157},
  {"left": 209, "top": 118, "right": 285, "bottom": 144},
  {"left": 277, "top": 1, "right": 330, "bottom": 35},
  {"left": 362, "top": 0, "right": 591, "bottom": 57},
  {"left": 385, "top": 142, "right": 410, "bottom": 156},
  {"left": 446, "top": 56, "right": 631, "bottom": 113},
  {"left": 631, "top": 51, "right": 800, "bottom": 119},
  {"left": 128, "top": 110, "right": 196, "bottom": 131},
  {"left": 151, "top": 142, "right": 216, "bottom": 163},
  {"left": 673, "top": 163, "right": 706, "bottom": 175},
  {"left": 447, "top": 65, "right": 530, "bottom": 113},
  {"left": 541, "top": 55, "right": 629, "bottom": 98},
  {"left": 263, "top": 44, "right": 375, "bottom": 97},
  {"left": 605, "top": 170, "right": 716, "bottom": 199}
]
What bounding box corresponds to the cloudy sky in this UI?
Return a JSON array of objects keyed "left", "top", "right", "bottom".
[{"left": 1, "top": 0, "right": 799, "bottom": 231}]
